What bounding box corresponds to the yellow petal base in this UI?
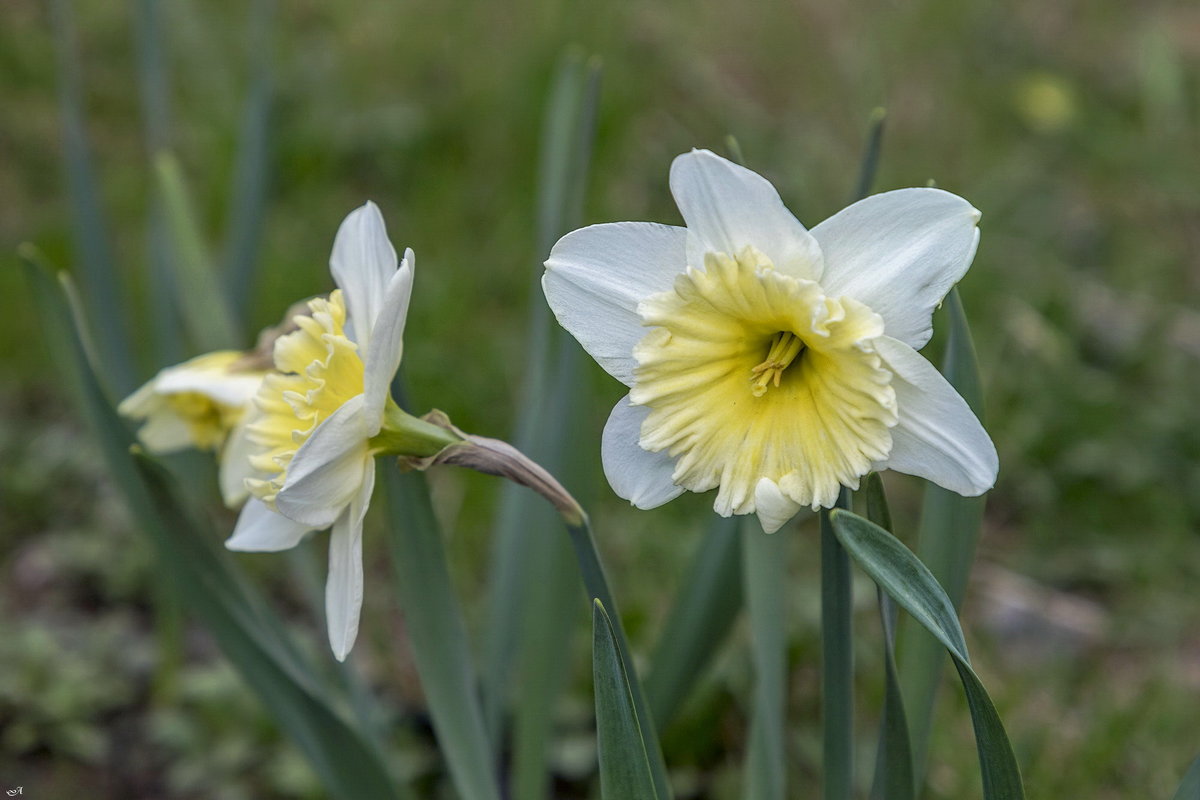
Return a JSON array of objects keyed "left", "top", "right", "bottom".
[
  {"left": 246, "top": 291, "right": 365, "bottom": 506},
  {"left": 630, "top": 246, "right": 898, "bottom": 514}
]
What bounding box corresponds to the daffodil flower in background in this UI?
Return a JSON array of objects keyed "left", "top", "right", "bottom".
[
  {"left": 543, "top": 149, "right": 998, "bottom": 533},
  {"left": 119, "top": 351, "right": 266, "bottom": 508},
  {"left": 225, "top": 202, "right": 460, "bottom": 661}
]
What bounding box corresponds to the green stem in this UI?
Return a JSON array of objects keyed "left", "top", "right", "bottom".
[{"left": 821, "top": 488, "right": 854, "bottom": 800}]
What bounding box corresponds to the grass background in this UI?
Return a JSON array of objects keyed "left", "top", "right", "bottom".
[{"left": 2, "top": 0, "right": 1198, "bottom": 797}]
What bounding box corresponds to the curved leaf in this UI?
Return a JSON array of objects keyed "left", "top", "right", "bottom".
[
  {"left": 898, "top": 287, "right": 987, "bottom": 777},
  {"left": 593, "top": 601, "right": 659, "bottom": 800},
  {"left": 830, "top": 510, "right": 1024, "bottom": 800}
]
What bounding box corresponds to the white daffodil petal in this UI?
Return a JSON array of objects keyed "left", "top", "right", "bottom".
[
  {"left": 156, "top": 366, "right": 262, "bottom": 408},
  {"left": 275, "top": 395, "right": 371, "bottom": 528},
  {"left": 137, "top": 411, "right": 194, "bottom": 452},
  {"left": 225, "top": 499, "right": 313, "bottom": 552},
  {"left": 117, "top": 380, "right": 157, "bottom": 418},
  {"left": 544, "top": 222, "right": 688, "bottom": 386},
  {"left": 601, "top": 395, "right": 686, "bottom": 509},
  {"left": 812, "top": 188, "right": 981, "bottom": 350},
  {"left": 325, "top": 461, "right": 374, "bottom": 661},
  {"left": 219, "top": 421, "right": 257, "bottom": 508},
  {"left": 669, "top": 149, "right": 823, "bottom": 282},
  {"left": 362, "top": 249, "right": 413, "bottom": 434},
  {"left": 330, "top": 201, "right": 398, "bottom": 353},
  {"left": 753, "top": 478, "right": 803, "bottom": 534},
  {"left": 875, "top": 336, "right": 997, "bottom": 495}
]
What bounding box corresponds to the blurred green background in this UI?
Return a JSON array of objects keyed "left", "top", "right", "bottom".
[{"left": 2, "top": 0, "right": 1198, "bottom": 797}]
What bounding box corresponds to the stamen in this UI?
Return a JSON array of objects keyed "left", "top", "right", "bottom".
[{"left": 750, "top": 332, "right": 804, "bottom": 397}]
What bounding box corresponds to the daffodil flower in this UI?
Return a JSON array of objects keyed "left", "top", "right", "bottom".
[
  {"left": 225, "top": 202, "right": 458, "bottom": 660},
  {"left": 543, "top": 149, "right": 998, "bottom": 533},
  {"left": 119, "top": 351, "right": 266, "bottom": 508}
]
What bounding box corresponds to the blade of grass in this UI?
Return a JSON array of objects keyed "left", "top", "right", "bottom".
[
  {"left": 565, "top": 516, "right": 672, "bottom": 800},
  {"left": 897, "top": 287, "right": 987, "bottom": 780},
  {"left": 24, "top": 256, "right": 405, "bottom": 800},
  {"left": 480, "top": 48, "right": 601, "bottom": 778},
  {"left": 644, "top": 514, "right": 742, "bottom": 728},
  {"left": 743, "top": 517, "right": 787, "bottom": 800},
  {"left": 822, "top": 489, "right": 854, "bottom": 800},
  {"left": 830, "top": 510, "right": 1025, "bottom": 800},
  {"left": 155, "top": 151, "right": 243, "bottom": 351},
  {"left": 856, "top": 475, "right": 914, "bottom": 800},
  {"left": 49, "top": 0, "right": 135, "bottom": 393},
  {"left": 380, "top": 461, "right": 501, "bottom": 800},
  {"left": 223, "top": 0, "right": 274, "bottom": 323},
  {"left": 593, "top": 600, "right": 660, "bottom": 800}
]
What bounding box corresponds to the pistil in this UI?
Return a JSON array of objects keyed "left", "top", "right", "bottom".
[{"left": 750, "top": 331, "right": 804, "bottom": 397}]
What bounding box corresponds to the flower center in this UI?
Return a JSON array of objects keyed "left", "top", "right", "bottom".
[
  {"left": 630, "top": 246, "right": 898, "bottom": 514},
  {"left": 750, "top": 331, "right": 805, "bottom": 397},
  {"left": 245, "top": 291, "right": 365, "bottom": 507},
  {"left": 164, "top": 392, "right": 245, "bottom": 450}
]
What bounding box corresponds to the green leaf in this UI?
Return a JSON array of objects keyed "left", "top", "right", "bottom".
[
  {"left": 898, "top": 287, "right": 987, "bottom": 778},
  {"left": 743, "top": 518, "right": 787, "bottom": 800},
  {"left": 380, "top": 462, "right": 501, "bottom": 800},
  {"left": 154, "top": 151, "right": 243, "bottom": 351},
  {"left": 24, "top": 259, "right": 404, "bottom": 800},
  {"left": 830, "top": 510, "right": 1025, "bottom": 800},
  {"left": 1172, "top": 755, "right": 1200, "bottom": 800},
  {"left": 593, "top": 600, "right": 660, "bottom": 800},
  {"left": 133, "top": 0, "right": 186, "bottom": 365},
  {"left": 852, "top": 108, "right": 887, "bottom": 202},
  {"left": 480, "top": 49, "right": 602, "bottom": 794},
  {"left": 566, "top": 518, "right": 673, "bottom": 800},
  {"left": 822, "top": 489, "right": 854, "bottom": 800},
  {"left": 223, "top": 0, "right": 274, "bottom": 323},
  {"left": 644, "top": 514, "right": 742, "bottom": 729},
  {"left": 49, "top": 0, "right": 135, "bottom": 393},
  {"left": 857, "top": 475, "right": 914, "bottom": 800}
]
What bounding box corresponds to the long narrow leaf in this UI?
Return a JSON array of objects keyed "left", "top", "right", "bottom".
[
  {"left": 593, "top": 601, "right": 659, "bottom": 800},
  {"left": 831, "top": 510, "right": 1025, "bottom": 800},
  {"left": 822, "top": 489, "right": 854, "bottom": 800},
  {"left": 858, "top": 474, "right": 914, "bottom": 800},
  {"left": 380, "top": 462, "right": 501, "bottom": 800},
  {"left": 898, "top": 287, "right": 987, "bottom": 778},
  {"left": 24, "top": 259, "right": 404, "bottom": 800},
  {"left": 155, "top": 151, "right": 242, "bottom": 351},
  {"left": 644, "top": 514, "right": 742, "bottom": 728},
  {"left": 511, "top": 338, "right": 594, "bottom": 800},
  {"left": 133, "top": 0, "right": 185, "bottom": 365},
  {"left": 743, "top": 519, "right": 787, "bottom": 800},
  {"left": 480, "top": 50, "right": 602, "bottom": 794},
  {"left": 566, "top": 517, "right": 673, "bottom": 800},
  {"left": 223, "top": 0, "right": 274, "bottom": 323},
  {"left": 49, "top": 0, "right": 135, "bottom": 392}
]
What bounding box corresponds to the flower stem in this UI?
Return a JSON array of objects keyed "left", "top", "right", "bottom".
[{"left": 822, "top": 488, "right": 854, "bottom": 800}]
